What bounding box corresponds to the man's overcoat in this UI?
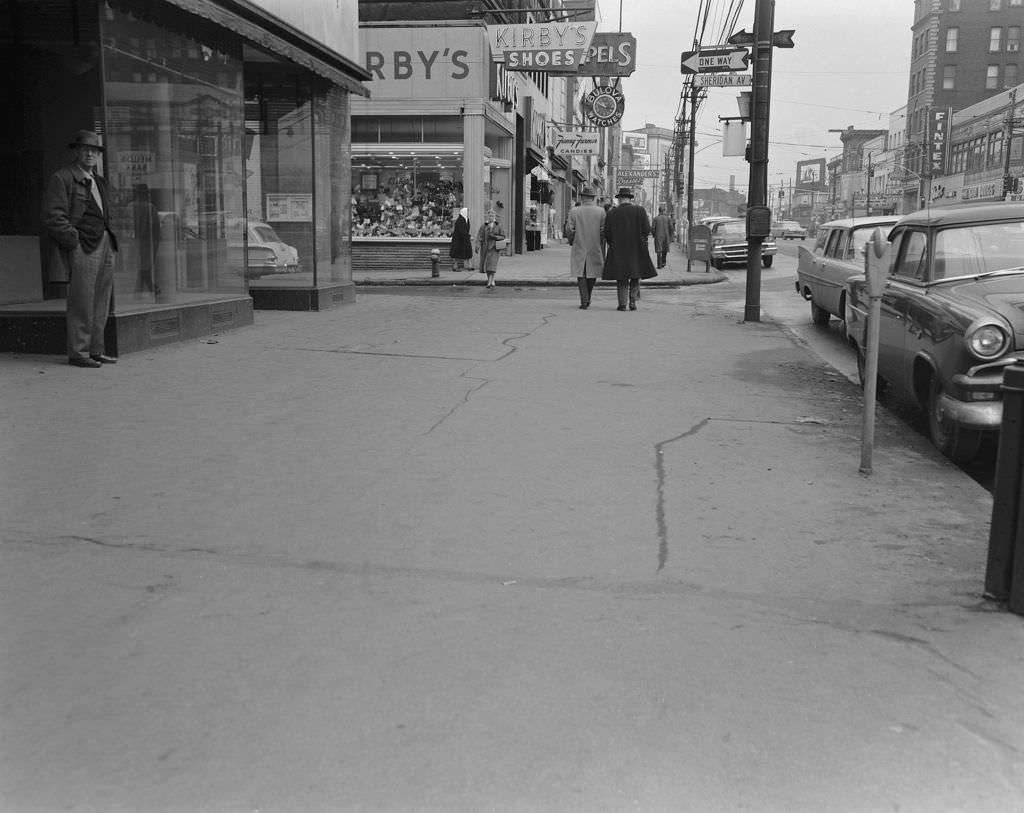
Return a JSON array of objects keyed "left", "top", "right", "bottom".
[
  {"left": 601, "top": 201, "right": 657, "bottom": 281},
  {"left": 565, "top": 202, "right": 605, "bottom": 279}
]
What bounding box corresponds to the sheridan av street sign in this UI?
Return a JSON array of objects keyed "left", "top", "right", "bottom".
[{"left": 694, "top": 73, "right": 752, "bottom": 87}]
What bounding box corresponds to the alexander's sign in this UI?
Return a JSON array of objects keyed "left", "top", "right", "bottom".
[{"left": 488, "top": 22, "right": 597, "bottom": 72}]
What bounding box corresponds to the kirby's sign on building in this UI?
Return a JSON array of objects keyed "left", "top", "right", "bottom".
[{"left": 488, "top": 22, "right": 597, "bottom": 72}]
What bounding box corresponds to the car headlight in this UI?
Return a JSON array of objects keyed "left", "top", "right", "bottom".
[{"left": 966, "top": 322, "right": 1010, "bottom": 359}]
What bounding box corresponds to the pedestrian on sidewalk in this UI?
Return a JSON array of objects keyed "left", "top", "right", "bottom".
[
  {"left": 564, "top": 186, "right": 605, "bottom": 309},
  {"left": 476, "top": 209, "right": 505, "bottom": 289},
  {"left": 602, "top": 187, "right": 657, "bottom": 311},
  {"left": 42, "top": 129, "right": 120, "bottom": 367},
  {"left": 653, "top": 205, "right": 673, "bottom": 269},
  {"left": 449, "top": 207, "right": 472, "bottom": 272}
]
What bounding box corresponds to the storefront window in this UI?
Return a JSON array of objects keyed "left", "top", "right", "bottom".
[
  {"left": 103, "top": 1, "right": 246, "bottom": 304},
  {"left": 351, "top": 149, "right": 464, "bottom": 238},
  {"left": 243, "top": 61, "right": 317, "bottom": 289}
]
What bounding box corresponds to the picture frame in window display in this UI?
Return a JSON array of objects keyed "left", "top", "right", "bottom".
[{"left": 360, "top": 173, "right": 378, "bottom": 191}]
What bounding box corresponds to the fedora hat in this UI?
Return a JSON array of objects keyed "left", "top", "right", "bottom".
[
  {"left": 67, "top": 130, "right": 104, "bottom": 152},
  {"left": 579, "top": 186, "right": 597, "bottom": 198},
  {"left": 614, "top": 186, "right": 634, "bottom": 199}
]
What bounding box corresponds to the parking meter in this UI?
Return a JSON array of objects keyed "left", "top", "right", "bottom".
[{"left": 864, "top": 227, "right": 889, "bottom": 297}]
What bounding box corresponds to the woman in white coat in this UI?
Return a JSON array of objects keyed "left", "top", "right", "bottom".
[{"left": 564, "top": 187, "right": 605, "bottom": 309}]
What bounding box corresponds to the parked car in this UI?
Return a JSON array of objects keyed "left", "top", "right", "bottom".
[
  {"left": 844, "top": 202, "right": 1024, "bottom": 462},
  {"left": 708, "top": 218, "right": 777, "bottom": 269},
  {"left": 795, "top": 215, "right": 898, "bottom": 326},
  {"left": 774, "top": 220, "right": 807, "bottom": 240},
  {"left": 228, "top": 220, "right": 300, "bottom": 278}
]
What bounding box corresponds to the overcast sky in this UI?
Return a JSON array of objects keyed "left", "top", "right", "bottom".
[{"left": 595, "top": 0, "right": 915, "bottom": 191}]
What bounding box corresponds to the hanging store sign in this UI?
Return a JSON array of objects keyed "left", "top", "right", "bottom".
[
  {"left": 616, "top": 169, "right": 661, "bottom": 182},
  {"left": 489, "top": 22, "right": 597, "bottom": 72},
  {"left": 553, "top": 130, "right": 600, "bottom": 156},
  {"left": 581, "top": 84, "right": 625, "bottom": 127},
  {"left": 578, "top": 32, "right": 636, "bottom": 77},
  {"left": 928, "top": 107, "right": 953, "bottom": 177}
]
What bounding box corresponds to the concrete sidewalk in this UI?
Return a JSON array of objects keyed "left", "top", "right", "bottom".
[
  {"left": 355, "top": 238, "right": 726, "bottom": 287},
  {"left": 1, "top": 281, "right": 1022, "bottom": 812}
]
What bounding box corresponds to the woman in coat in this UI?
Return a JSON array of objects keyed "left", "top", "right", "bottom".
[
  {"left": 449, "top": 207, "right": 472, "bottom": 271},
  {"left": 476, "top": 209, "right": 505, "bottom": 289},
  {"left": 601, "top": 187, "right": 658, "bottom": 310}
]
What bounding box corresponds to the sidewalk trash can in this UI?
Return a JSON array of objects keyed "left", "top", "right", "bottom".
[{"left": 985, "top": 362, "right": 1024, "bottom": 612}]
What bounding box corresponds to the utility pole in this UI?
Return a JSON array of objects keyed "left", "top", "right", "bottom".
[
  {"left": 685, "top": 81, "right": 700, "bottom": 271},
  {"left": 866, "top": 152, "right": 872, "bottom": 216},
  {"left": 743, "top": 0, "right": 775, "bottom": 322}
]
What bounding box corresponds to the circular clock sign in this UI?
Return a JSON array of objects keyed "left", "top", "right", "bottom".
[{"left": 582, "top": 85, "right": 625, "bottom": 127}]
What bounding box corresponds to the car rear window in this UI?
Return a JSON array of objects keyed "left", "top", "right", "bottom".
[{"left": 716, "top": 221, "right": 746, "bottom": 238}]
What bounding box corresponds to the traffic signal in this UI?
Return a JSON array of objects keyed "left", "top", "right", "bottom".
[{"left": 1004, "top": 174, "right": 1016, "bottom": 196}]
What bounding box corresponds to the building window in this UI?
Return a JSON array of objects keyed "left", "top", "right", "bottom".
[
  {"left": 990, "top": 28, "right": 1002, "bottom": 51},
  {"left": 949, "top": 0, "right": 961, "bottom": 9},
  {"left": 1005, "top": 63, "right": 1019, "bottom": 87},
  {"left": 943, "top": 65, "right": 956, "bottom": 90},
  {"left": 1008, "top": 26, "right": 1021, "bottom": 52},
  {"left": 945, "top": 27, "right": 959, "bottom": 52},
  {"left": 987, "top": 64, "right": 1001, "bottom": 89},
  {"left": 991, "top": 0, "right": 1002, "bottom": 9}
]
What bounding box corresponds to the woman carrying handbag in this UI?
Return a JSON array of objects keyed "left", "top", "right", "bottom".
[{"left": 476, "top": 209, "right": 506, "bottom": 289}]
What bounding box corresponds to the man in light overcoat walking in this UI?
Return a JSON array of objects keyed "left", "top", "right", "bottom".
[
  {"left": 564, "top": 187, "right": 605, "bottom": 309},
  {"left": 601, "top": 187, "right": 657, "bottom": 311}
]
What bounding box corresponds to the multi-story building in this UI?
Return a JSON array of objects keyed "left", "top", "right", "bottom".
[
  {"left": 354, "top": 0, "right": 604, "bottom": 263},
  {"left": 904, "top": 0, "right": 1024, "bottom": 206}
]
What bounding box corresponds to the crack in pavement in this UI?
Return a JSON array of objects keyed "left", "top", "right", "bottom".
[
  {"left": 423, "top": 312, "right": 557, "bottom": 435},
  {"left": 655, "top": 419, "right": 711, "bottom": 571}
]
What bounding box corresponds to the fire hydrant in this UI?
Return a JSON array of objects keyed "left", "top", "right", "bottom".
[{"left": 430, "top": 248, "right": 440, "bottom": 278}]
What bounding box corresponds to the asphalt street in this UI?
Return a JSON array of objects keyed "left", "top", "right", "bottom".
[{"left": 2, "top": 243, "right": 1023, "bottom": 813}]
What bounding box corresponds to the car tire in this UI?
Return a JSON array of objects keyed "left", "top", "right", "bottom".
[
  {"left": 762, "top": 256, "right": 773, "bottom": 268},
  {"left": 710, "top": 259, "right": 721, "bottom": 270},
  {"left": 810, "top": 300, "right": 830, "bottom": 326},
  {"left": 927, "top": 375, "right": 982, "bottom": 463}
]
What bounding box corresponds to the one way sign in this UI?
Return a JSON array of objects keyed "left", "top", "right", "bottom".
[{"left": 680, "top": 47, "right": 750, "bottom": 74}]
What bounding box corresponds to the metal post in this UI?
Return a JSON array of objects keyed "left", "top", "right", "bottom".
[
  {"left": 743, "top": 0, "right": 775, "bottom": 322},
  {"left": 986, "top": 363, "right": 1024, "bottom": 602}
]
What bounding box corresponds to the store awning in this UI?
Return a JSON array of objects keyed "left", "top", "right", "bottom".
[{"left": 163, "top": 0, "right": 371, "bottom": 96}]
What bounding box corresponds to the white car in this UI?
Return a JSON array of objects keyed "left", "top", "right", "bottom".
[{"left": 241, "top": 221, "right": 300, "bottom": 277}]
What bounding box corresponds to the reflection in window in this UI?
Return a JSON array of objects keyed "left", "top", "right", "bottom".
[{"left": 103, "top": 0, "right": 246, "bottom": 304}]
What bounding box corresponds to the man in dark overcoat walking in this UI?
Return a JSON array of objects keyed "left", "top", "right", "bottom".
[{"left": 601, "top": 187, "right": 657, "bottom": 311}]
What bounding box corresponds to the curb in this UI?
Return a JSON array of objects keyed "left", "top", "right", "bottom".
[{"left": 354, "top": 274, "right": 728, "bottom": 288}]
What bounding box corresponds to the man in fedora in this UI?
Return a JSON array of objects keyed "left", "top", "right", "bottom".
[
  {"left": 42, "top": 130, "right": 120, "bottom": 367},
  {"left": 601, "top": 186, "right": 657, "bottom": 310},
  {"left": 564, "top": 186, "right": 605, "bottom": 309}
]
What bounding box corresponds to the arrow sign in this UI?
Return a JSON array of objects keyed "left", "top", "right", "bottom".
[
  {"left": 727, "top": 29, "right": 754, "bottom": 47},
  {"left": 680, "top": 47, "right": 749, "bottom": 74}
]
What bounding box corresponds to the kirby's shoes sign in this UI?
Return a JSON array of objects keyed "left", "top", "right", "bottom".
[{"left": 488, "top": 22, "right": 597, "bottom": 72}]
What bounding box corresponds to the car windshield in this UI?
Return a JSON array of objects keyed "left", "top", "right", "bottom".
[{"left": 932, "top": 220, "right": 1024, "bottom": 280}]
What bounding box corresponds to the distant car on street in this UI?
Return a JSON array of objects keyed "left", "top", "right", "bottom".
[
  {"left": 708, "top": 217, "right": 777, "bottom": 269},
  {"left": 773, "top": 220, "right": 807, "bottom": 240},
  {"left": 795, "top": 215, "right": 899, "bottom": 326},
  {"left": 844, "top": 202, "right": 1024, "bottom": 462}
]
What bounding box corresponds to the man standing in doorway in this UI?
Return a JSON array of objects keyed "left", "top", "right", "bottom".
[
  {"left": 42, "top": 130, "right": 120, "bottom": 367},
  {"left": 602, "top": 187, "right": 657, "bottom": 311}
]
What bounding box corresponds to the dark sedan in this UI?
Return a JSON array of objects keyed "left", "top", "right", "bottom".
[{"left": 845, "top": 202, "right": 1024, "bottom": 462}]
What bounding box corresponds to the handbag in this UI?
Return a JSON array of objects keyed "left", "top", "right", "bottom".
[{"left": 494, "top": 237, "right": 507, "bottom": 251}]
